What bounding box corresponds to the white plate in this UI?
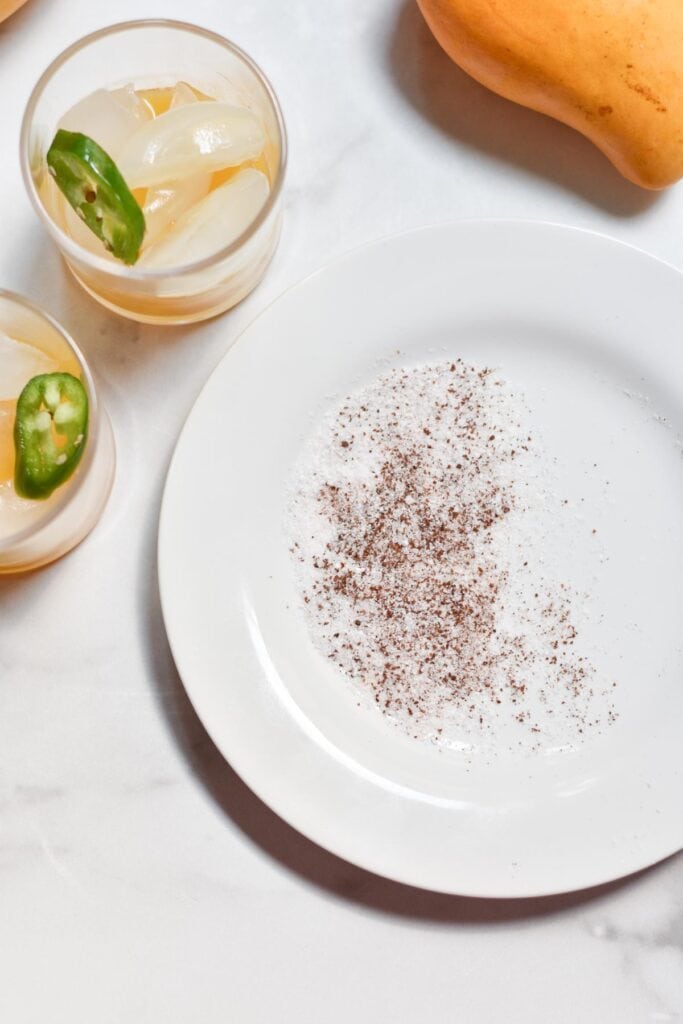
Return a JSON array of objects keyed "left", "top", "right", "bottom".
[{"left": 159, "top": 222, "right": 683, "bottom": 897}]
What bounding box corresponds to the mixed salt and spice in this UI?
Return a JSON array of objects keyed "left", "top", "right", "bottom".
[{"left": 287, "top": 359, "right": 617, "bottom": 754}]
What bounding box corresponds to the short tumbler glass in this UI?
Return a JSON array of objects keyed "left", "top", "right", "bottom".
[
  {"left": 0, "top": 291, "right": 115, "bottom": 573},
  {"left": 20, "top": 20, "right": 287, "bottom": 325}
]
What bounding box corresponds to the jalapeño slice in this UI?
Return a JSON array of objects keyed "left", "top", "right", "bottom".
[
  {"left": 47, "top": 130, "right": 145, "bottom": 265},
  {"left": 14, "top": 373, "right": 89, "bottom": 500}
]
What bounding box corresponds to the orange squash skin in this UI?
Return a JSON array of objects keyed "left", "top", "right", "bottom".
[
  {"left": 416, "top": 0, "right": 683, "bottom": 189},
  {"left": 0, "top": 0, "right": 30, "bottom": 23}
]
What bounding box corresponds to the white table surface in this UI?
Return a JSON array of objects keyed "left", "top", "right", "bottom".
[{"left": 1, "top": 2, "right": 682, "bottom": 1021}]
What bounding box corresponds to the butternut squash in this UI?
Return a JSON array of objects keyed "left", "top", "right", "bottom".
[
  {"left": 0, "top": 0, "right": 30, "bottom": 23},
  {"left": 416, "top": 0, "right": 683, "bottom": 189}
]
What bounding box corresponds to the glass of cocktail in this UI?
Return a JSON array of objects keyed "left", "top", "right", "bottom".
[
  {"left": 0, "top": 291, "right": 115, "bottom": 573},
  {"left": 20, "top": 20, "right": 286, "bottom": 324}
]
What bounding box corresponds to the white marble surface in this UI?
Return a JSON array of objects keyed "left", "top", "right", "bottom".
[{"left": 1, "top": 1, "right": 682, "bottom": 1020}]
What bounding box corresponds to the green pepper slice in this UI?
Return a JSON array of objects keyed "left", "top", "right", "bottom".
[
  {"left": 14, "top": 372, "right": 89, "bottom": 500},
  {"left": 46, "top": 129, "right": 145, "bottom": 265}
]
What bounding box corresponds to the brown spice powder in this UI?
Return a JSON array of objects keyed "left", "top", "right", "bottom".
[{"left": 288, "top": 360, "right": 616, "bottom": 751}]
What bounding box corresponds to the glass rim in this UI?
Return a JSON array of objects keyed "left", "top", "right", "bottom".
[
  {"left": 0, "top": 289, "right": 102, "bottom": 554},
  {"left": 19, "top": 18, "right": 288, "bottom": 281}
]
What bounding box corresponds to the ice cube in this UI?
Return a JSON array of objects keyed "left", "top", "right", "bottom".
[
  {"left": 58, "top": 84, "right": 152, "bottom": 159},
  {"left": 118, "top": 102, "right": 266, "bottom": 188},
  {"left": 0, "top": 332, "right": 58, "bottom": 402},
  {"left": 142, "top": 174, "right": 212, "bottom": 248},
  {"left": 0, "top": 479, "right": 45, "bottom": 540},
  {"left": 141, "top": 82, "right": 212, "bottom": 248},
  {"left": 139, "top": 168, "right": 269, "bottom": 269},
  {"left": 39, "top": 167, "right": 64, "bottom": 223},
  {"left": 170, "top": 82, "right": 201, "bottom": 109},
  {"left": 109, "top": 83, "right": 155, "bottom": 123}
]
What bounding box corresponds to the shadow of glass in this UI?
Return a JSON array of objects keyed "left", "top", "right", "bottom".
[
  {"left": 141, "top": 497, "right": 666, "bottom": 924},
  {"left": 7, "top": 223, "right": 224, "bottom": 416},
  {"left": 0, "top": 564, "right": 48, "bottom": 599},
  {"left": 40, "top": 246, "right": 206, "bottom": 377},
  {"left": 387, "top": 1, "right": 660, "bottom": 218}
]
